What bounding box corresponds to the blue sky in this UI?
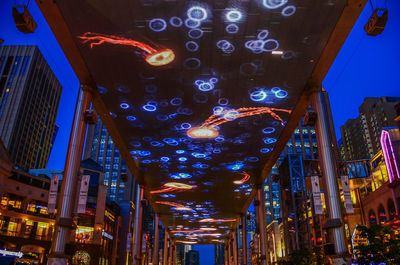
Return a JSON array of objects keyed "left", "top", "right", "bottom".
[{"left": 1, "top": 0, "right": 399, "bottom": 263}]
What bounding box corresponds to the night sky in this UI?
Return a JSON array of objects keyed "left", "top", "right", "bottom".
[{"left": 1, "top": 0, "right": 399, "bottom": 263}]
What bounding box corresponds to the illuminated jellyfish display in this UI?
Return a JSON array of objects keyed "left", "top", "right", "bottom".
[
  {"left": 78, "top": 32, "right": 175, "bottom": 66},
  {"left": 245, "top": 37, "right": 279, "bottom": 54},
  {"left": 187, "top": 107, "right": 291, "bottom": 138},
  {"left": 188, "top": 28, "right": 204, "bottom": 39},
  {"left": 149, "top": 18, "right": 167, "bottom": 32},
  {"left": 281, "top": 5, "right": 296, "bottom": 16},
  {"left": 263, "top": 137, "right": 277, "bottom": 144},
  {"left": 194, "top": 77, "right": 218, "bottom": 92},
  {"left": 187, "top": 6, "right": 208, "bottom": 21},
  {"left": 226, "top": 24, "right": 239, "bottom": 34},
  {"left": 225, "top": 9, "right": 242, "bottom": 22},
  {"left": 262, "top": 0, "right": 288, "bottom": 9},
  {"left": 186, "top": 41, "right": 199, "bottom": 52},
  {"left": 185, "top": 19, "right": 201, "bottom": 29},
  {"left": 249, "top": 86, "right": 288, "bottom": 102},
  {"left": 169, "top": 16, "right": 183, "bottom": 27},
  {"left": 170, "top": 173, "right": 192, "bottom": 179},
  {"left": 216, "top": 40, "right": 235, "bottom": 54}
]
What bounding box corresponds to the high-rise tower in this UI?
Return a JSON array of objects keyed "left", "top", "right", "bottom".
[{"left": 0, "top": 45, "right": 62, "bottom": 170}]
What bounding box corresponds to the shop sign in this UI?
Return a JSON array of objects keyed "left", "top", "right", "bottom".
[
  {"left": 341, "top": 175, "right": 354, "bottom": 214},
  {"left": 311, "top": 175, "right": 323, "bottom": 215},
  {"left": 77, "top": 175, "right": 90, "bottom": 213},
  {"left": 0, "top": 249, "right": 23, "bottom": 258},
  {"left": 48, "top": 175, "right": 60, "bottom": 214},
  {"left": 102, "top": 231, "right": 113, "bottom": 240}
]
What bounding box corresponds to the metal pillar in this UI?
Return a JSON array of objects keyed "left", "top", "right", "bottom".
[
  {"left": 168, "top": 239, "right": 173, "bottom": 265},
  {"left": 224, "top": 244, "right": 228, "bottom": 265},
  {"left": 163, "top": 231, "right": 168, "bottom": 265},
  {"left": 241, "top": 215, "right": 248, "bottom": 265},
  {"left": 228, "top": 239, "right": 232, "bottom": 265},
  {"left": 256, "top": 187, "right": 267, "bottom": 265},
  {"left": 133, "top": 185, "right": 144, "bottom": 265},
  {"left": 48, "top": 86, "right": 91, "bottom": 265},
  {"left": 311, "top": 89, "right": 347, "bottom": 255},
  {"left": 232, "top": 231, "right": 238, "bottom": 265},
  {"left": 173, "top": 244, "right": 176, "bottom": 265},
  {"left": 153, "top": 215, "right": 160, "bottom": 265}
]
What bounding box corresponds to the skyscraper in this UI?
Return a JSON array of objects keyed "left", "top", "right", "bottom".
[
  {"left": 264, "top": 115, "right": 318, "bottom": 223},
  {"left": 214, "top": 244, "right": 224, "bottom": 265},
  {"left": 340, "top": 96, "right": 400, "bottom": 160},
  {"left": 185, "top": 250, "right": 199, "bottom": 265},
  {"left": 0, "top": 45, "right": 62, "bottom": 170},
  {"left": 84, "top": 120, "right": 136, "bottom": 201}
]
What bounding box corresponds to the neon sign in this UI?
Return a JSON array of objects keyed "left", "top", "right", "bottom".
[{"left": 380, "top": 130, "right": 400, "bottom": 183}]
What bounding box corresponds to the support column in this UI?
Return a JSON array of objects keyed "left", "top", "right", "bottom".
[
  {"left": 241, "top": 215, "right": 248, "bottom": 265},
  {"left": 256, "top": 187, "right": 267, "bottom": 265},
  {"left": 224, "top": 244, "right": 228, "bottom": 265},
  {"left": 163, "top": 231, "right": 168, "bottom": 265},
  {"left": 228, "top": 239, "right": 232, "bottom": 265},
  {"left": 153, "top": 215, "right": 160, "bottom": 265},
  {"left": 168, "top": 239, "right": 173, "bottom": 265},
  {"left": 133, "top": 185, "right": 144, "bottom": 265},
  {"left": 173, "top": 244, "right": 176, "bottom": 265},
  {"left": 312, "top": 89, "right": 347, "bottom": 256},
  {"left": 232, "top": 231, "right": 238, "bottom": 265},
  {"left": 48, "top": 86, "right": 91, "bottom": 265}
]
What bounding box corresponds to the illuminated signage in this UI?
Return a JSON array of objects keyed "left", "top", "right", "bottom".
[
  {"left": 102, "top": 231, "right": 114, "bottom": 240},
  {"left": 380, "top": 130, "right": 400, "bottom": 183},
  {"left": 0, "top": 249, "right": 23, "bottom": 258}
]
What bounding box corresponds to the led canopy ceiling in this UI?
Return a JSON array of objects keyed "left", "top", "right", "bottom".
[{"left": 38, "top": 0, "right": 360, "bottom": 244}]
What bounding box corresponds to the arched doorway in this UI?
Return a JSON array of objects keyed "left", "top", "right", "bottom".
[
  {"left": 72, "top": 250, "right": 91, "bottom": 265},
  {"left": 388, "top": 198, "right": 396, "bottom": 220},
  {"left": 378, "top": 204, "right": 387, "bottom": 224},
  {"left": 369, "top": 209, "right": 377, "bottom": 225}
]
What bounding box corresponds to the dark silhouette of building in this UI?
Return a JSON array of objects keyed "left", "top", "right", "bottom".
[
  {"left": 340, "top": 97, "right": 400, "bottom": 160},
  {"left": 185, "top": 250, "right": 199, "bottom": 265},
  {"left": 214, "top": 244, "right": 224, "bottom": 265},
  {"left": 0, "top": 45, "right": 62, "bottom": 170}
]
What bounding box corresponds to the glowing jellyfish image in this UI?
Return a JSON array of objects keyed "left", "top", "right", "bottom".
[
  {"left": 187, "top": 107, "right": 291, "bottom": 138},
  {"left": 78, "top": 32, "right": 175, "bottom": 66},
  {"left": 150, "top": 182, "right": 194, "bottom": 194},
  {"left": 233, "top": 172, "right": 251, "bottom": 185},
  {"left": 262, "top": 0, "right": 288, "bottom": 9}
]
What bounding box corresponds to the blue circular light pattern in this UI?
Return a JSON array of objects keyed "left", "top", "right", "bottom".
[
  {"left": 263, "top": 137, "right": 277, "bottom": 144},
  {"left": 145, "top": 84, "right": 158, "bottom": 93},
  {"left": 126, "top": 115, "right": 136, "bottom": 121},
  {"left": 171, "top": 173, "right": 192, "bottom": 179},
  {"left": 217, "top": 40, "right": 235, "bottom": 54},
  {"left": 225, "top": 9, "right": 242, "bottom": 22},
  {"left": 257, "top": 30, "right": 269, "bottom": 40},
  {"left": 120, "top": 103, "right": 130, "bottom": 109},
  {"left": 170, "top": 97, "right": 183, "bottom": 106},
  {"left": 149, "top": 18, "right": 167, "bottom": 32},
  {"left": 262, "top": 0, "right": 288, "bottom": 9},
  {"left": 160, "top": 156, "right": 170, "bottom": 162},
  {"left": 250, "top": 90, "right": 267, "bottom": 102},
  {"left": 160, "top": 194, "right": 176, "bottom": 198},
  {"left": 245, "top": 35, "right": 279, "bottom": 54},
  {"left": 142, "top": 104, "right": 157, "bottom": 112},
  {"left": 187, "top": 6, "right": 208, "bottom": 21},
  {"left": 169, "top": 16, "right": 183, "bottom": 27},
  {"left": 188, "top": 28, "right": 203, "bottom": 39},
  {"left": 262, "top": 127, "right": 276, "bottom": 134},
  {"left": 179, "top": 157, "right": 188, "bottom": 162},
  {"left": 185, "top": 19, "right": 201, "bottom": 28},
  {"left": 275, "top": 89, "right": 288, "bottom": 98},
  {"left": 224, "top": 110, "right": 239, "bottom": 121},
  {"left": 260, "top": 148, "right": 271, "bottom": 153},
  {"left": 282, "top": 5, "right": 296, "bottom": 17},
  {"left": 218, "top": 98, "right": 229, "bottom": 106},
  {"left": 180, "top": 123, "right": 191, "bottom": 129},
  {"left": 226, "top": 24, "right": 239, "bottom": 34},
  {"left": 186, "top": 41, "right": 199, "bottom": 52},
  {"left": 183, "top": 57, "right": 201, "bottom": 70},
  {"left": 213, "top": 106, "right": 224, "bottom": 115},
  {"left": 227, "top": 162, "right": 244, "bottom": 171},
  {"left": 156, "top": 114, "right": 168, "bottom": 121},
  {"left": 176, "top": 150, "right": 185, "bottom": 154},
  {"left": 192, "top": 152, "right": 207, "bottom": 158}
]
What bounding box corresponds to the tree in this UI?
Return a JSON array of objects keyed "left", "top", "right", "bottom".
[{"left": 355, "top": 224, "right": 400, "bottom": 264}]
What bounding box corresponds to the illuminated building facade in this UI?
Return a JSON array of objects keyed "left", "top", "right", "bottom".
[
  {"left": 264, "top": 115, "right": 318, "bottom": 224},
  {"left": 84, "top": 120, "right": 137, "bottom": 202},
  {"left": 340, "top": 97, "right": 400, "bottom": 160},
  {"left": 0, "top": 153, "right": 123, "bottom": 265},
  {"left": 0, "top": 45, "right": 62, "bottom": 170}
]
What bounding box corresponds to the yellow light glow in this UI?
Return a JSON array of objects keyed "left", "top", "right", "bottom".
[
  {"left": 176, "top": 240, "right": 197, "bottom": 244},
  {"left": 174, "top": 207, "right": 193, "bottom": 211},
  {"left": 164, "top": 182, "right": 193, "bottom": 190},
  {"left": 187, "top": 126, "right": 219, "bottom": 139},
  {"left": 145, "top": 49, "right": 175, "bottom": 66},
  {"left": 200, "top": 227, "right": 217, "bottom": 231}
]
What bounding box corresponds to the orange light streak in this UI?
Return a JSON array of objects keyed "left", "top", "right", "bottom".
[
  {"left": 176, "top": 240, "right": 197, "bottom": 244},
  {"left": 78, "top": 32, "right": 175, "bottom": 66},
  {"left": 233, "top": 172, "right": 251, "bottom": 185},
  {"left": 150, "top": 182, "right": 193, "bottom": 194},
  {"left": 199, "top": 218, "right": 237, "bottom": 223},
  {"left": 150, "top": 187, "right": 177, "bottom": 194},
  {"left": 155, "top": 201, "right": 185, "bottom": 208}
]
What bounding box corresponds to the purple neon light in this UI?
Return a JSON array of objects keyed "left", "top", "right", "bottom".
[{"left": 380, "top": 130, "right": 400, "bottom": 183}]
